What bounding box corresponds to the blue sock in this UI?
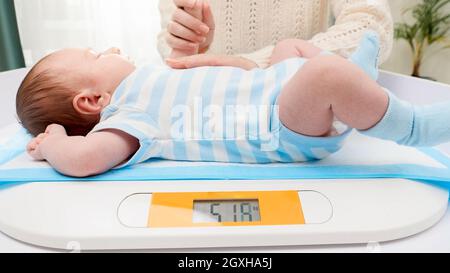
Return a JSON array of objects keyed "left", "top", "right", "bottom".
[
  {"left": 360, "top": 90, "right": 450, "bottom": 147},
  {"left": 349, "top": 31, "right": 381, "bottom": 81}
]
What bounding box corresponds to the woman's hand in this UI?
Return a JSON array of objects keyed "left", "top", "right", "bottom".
[
  {"left": 168, "top": 0, "right": 215, "bottom": 58},
  {"left": 27, "top": 124, "right": 67, "bottom": 161},
  {"left": 166, "top": 54, "right": 259, "bottom": 70}
]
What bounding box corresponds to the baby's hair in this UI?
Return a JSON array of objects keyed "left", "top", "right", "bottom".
[{"left": 16, "top": 56, "right": 98, "bottom": 136}]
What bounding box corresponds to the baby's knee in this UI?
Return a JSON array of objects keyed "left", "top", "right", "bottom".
[
  {"left": 296, "top": 55, "right": 361, "bottom": 101},
  {"left": 304, "top": 55, "right": 355, "bottom": 85}
]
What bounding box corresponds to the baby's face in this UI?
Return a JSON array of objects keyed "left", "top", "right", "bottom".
[{"left": 42, "top": 47, "right": 136, "bottom": 96}]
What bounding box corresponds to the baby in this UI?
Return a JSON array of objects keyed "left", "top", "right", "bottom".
[{"left": 16, "top": 33, "right": 450, "bottom": 177}]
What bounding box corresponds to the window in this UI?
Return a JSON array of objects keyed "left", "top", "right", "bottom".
[{"left": 14, "top": 0, "right": 162, "bottom": 66}]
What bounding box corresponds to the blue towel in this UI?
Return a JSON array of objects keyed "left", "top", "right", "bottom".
[{"left": 1, "top": 123, "right": 450, "bottom": 197}]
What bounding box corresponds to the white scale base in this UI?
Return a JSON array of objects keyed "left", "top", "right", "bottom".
[{"left": 0, "top": 179, "right": 447, "bottom": 250}]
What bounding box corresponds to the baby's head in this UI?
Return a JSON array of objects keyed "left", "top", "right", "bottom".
[{"left": 16, "top": 47, "right": 135, "bottom": 136}]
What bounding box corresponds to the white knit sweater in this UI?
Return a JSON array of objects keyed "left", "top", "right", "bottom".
[{"left": 158, "top": 0, "right": 393, "bottom": 68}]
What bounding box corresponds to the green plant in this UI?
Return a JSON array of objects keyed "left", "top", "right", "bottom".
[{"left": 395, "top": 0, "right": 450, "bottom": 78}]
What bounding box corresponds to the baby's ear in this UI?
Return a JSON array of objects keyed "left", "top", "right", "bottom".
[{"left": 73, "top": 90, "right": 111, "bottom": 115}]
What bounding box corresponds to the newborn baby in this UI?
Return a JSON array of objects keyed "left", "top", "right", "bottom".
[{"left": 16, "top": 33, "right": 450, "bottom": 177}]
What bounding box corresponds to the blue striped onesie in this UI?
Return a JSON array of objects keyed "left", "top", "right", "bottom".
[{"left": 91, "top": 57, "right": 352, "bottom": 167}]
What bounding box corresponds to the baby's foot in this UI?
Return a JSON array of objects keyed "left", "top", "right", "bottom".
[{"left": 349, "top": 31, "right": 380, "bottom": 81}]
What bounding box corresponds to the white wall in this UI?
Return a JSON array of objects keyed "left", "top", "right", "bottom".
[{"left": 381, "top": 0, "right": 450, "bottom": 84}]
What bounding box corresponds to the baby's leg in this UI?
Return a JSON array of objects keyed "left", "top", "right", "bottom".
[
  {"left": 279, "top": 53, "right": 450, "bottom": 147},
  {"left": 278, "top": 54, "right": 389, "bottom": 137},
  {"left": 270, "top": 32, "right": 380, "bottom": 81}
]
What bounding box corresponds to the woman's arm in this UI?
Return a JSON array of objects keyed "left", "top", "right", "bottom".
[
  {"left": 166, "top": 54, "right": 258, "bottom": 70},
  {"left": 310, "top": 0, "right": 393, "bottom": 63},
  {"left": 166, "top": 39, "right": 321, "bottom": 70},
  {"left": 27, "top": 124, "right": 139, "bottom": 177},
  {"left": 160, "top": 0, "right": 393, "bottom": 68},
  {"left": 230, "top": 0, "right": 394, "bottom": 68}
]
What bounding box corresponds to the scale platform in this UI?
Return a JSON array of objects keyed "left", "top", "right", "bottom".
[{"left": 0, "top": 178, "right": 447, "bottom": 250}]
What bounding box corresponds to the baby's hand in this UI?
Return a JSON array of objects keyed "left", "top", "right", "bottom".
[
  {"left": 26, "top": 124, "right": 67, "bottom": 161},
  {"left": 44, "top": 124, "right": 68, "bottom": 136},
  {"left": 27, "top": 133, "right": 48, "bottom": 161}
]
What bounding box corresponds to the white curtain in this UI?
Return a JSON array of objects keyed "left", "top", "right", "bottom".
[{"left": 14, "top": 0, "right": 163, "bottom": 67}]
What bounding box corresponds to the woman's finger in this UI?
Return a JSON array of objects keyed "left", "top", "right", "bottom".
[
  {"left": 168, "top": 21, "right": 206, "bottom": 44},
  {"left": 173, "top": 0, "right": 196, "bottom": 9},
  {"left": 202, "top": 0, "right": 215, "bottom": 30},
  {"left": 184, "top": 0, "right": 203, "bottom": 20},
  {"left": 172, "top": 8, "right": 209, "bottom": 35},
  {"left": 167, "top": 33, "right": 198, "bottom": 51}
]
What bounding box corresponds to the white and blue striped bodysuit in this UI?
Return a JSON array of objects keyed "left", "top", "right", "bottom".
[{"left": 91, "top": 57, "right": 351, "bottom": 167}]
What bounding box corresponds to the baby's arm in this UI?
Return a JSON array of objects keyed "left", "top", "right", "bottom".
[
  {"left": 27, "top": 124, "right": 139, "bottom": 177},
  {"left": 269, "top": 39, "right": 323, "bottom": 66}
]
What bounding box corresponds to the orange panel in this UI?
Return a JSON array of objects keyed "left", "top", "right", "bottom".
[{"left": 148, "top": 191, "right": 305, "bottom": 228}]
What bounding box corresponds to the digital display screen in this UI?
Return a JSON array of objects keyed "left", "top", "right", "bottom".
[{"left": 193, "top": 200, "right": 261, "bottom": 223}]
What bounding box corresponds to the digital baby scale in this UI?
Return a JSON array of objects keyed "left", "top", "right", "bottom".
[{"left": 0, "top": 178, "right": 447, "bottom": 250}]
